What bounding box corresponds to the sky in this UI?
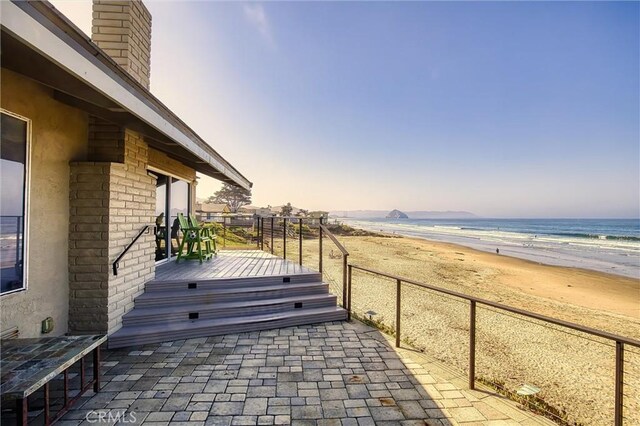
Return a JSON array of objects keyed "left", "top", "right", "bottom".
[{"left": 50, "top": 1, "right": 639, "bottom": 218}]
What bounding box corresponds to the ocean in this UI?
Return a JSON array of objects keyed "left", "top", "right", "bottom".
[{"left": 339, "top": 218, "right": 640, "bottom": 279}]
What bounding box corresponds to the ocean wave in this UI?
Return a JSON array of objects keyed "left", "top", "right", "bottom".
[{"left": 553, "top": 232, "right": 640, "bottom": 242}]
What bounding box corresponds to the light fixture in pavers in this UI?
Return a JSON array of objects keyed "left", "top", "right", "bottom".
[
  {"left": 188, "top": 282, "right": 197, "bottom": 289},
  {"left": 294, "top": 302, "right": 303, "bottom": 309},
  {"left": 283, "top": 277, "right": 291, "bottom": 283},
  {"left": 517, "top": 384, "right": 541, "bottom": 396},
  {"left": 189, "top": 312, "right": 199, "bottom": 320}
]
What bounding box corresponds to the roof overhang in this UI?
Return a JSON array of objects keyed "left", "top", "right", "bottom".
[{"left": 0, "top": 0, "right": 252, "bottom": 190}]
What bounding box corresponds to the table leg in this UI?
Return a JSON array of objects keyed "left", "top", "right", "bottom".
[
  {"left": 16, "top": 398, "right": 27, "bottom": 426},
  {"left": 44, "top": 382, "right": 50, "bottom": 425},
  {"left": 64, "top": 369, "right": 69, "bottom": 407},
  {"left": 93, "top": 345, "right": 101, "bottom": 392},
  {"left": 80, "top": 356, "right": 85, "bottom": 390}
]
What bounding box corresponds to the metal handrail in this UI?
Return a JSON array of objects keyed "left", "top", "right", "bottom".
[
  {"left": 320, "top": 224, "right": 349, "bottom": 256},
  {"left": 112, "top": 225, "right": 150, "bottom": 275},
  {"left": 348, "top": 263, "right": 639, "bottom": 426},
  {"left": 349, "top": 264, "right": 640, "bottom": 347},
  {"left": 318, "top": 222, "right": 349, "bottom": 318}
]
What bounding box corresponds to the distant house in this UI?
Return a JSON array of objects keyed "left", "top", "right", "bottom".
[
  {"left": 196, "top": 203, "right": 231, "bottom": 221},
  {"left": 0, "top": 0, "right": 251, "bottom": 338},
  {"left": 239, "top": 205, "right": 272, "bottom": 216},
  {"left": 308, "top": 211, "right": 329, "bottom": 225}
]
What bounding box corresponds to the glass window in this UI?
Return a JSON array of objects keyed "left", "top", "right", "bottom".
[
  {"left": 1, "top": 112, "right": 28, "bottom": 295},
  {"left": 151, "top": 171, "right": 190, "bottom": 262}
]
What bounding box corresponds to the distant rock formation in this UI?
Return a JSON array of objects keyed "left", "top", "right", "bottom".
[{"left": 386, "top": 209, "right": 409, "bottom": 219}]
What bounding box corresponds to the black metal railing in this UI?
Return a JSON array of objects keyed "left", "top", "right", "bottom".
[
  {"left": 252, "top": 216, "right": 639, "bottom": 425},
  {"left": 112, "top": 225, "right": 150, "bottom": 275},
  {"left": 346, "top": 264, "right": 640, "bottom": 426}
]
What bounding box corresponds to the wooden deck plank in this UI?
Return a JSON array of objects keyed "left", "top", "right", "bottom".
[{"left": 154, "top": 250, "right": 316, "bottom": 282}]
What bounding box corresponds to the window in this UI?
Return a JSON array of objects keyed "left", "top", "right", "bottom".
[{"left": 1, "top": 111, "right": 29, "bottom": 295}]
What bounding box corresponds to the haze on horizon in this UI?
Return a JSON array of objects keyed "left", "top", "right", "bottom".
[{"left": 52, "top": 1, "right": 639, "bottom": 219}]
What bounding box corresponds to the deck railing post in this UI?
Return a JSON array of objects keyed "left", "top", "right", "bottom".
[
  {"left": 469, "top": 300, "right": 476, "bottom": 390},
  {"left": 223, "top": 216, "right": 226, "bottom": 248},
  {"left": 260, "top": 217, "right": 264, "bottom": 251},
  {"left": 396, "top": 279, "right": 401, "bottom": 348},
  {"left": 270, "top": 216, "right": 274, "bottom": 254},
  {"left": 342, "top": 254, "right": 348, "bottom": 308},
  {"left": 347, "top": 264, "right": 352, "bottom": 321},
  {"left": 256, "top": 216, "right": 260, "bottom": 248},
  {"left": 299, "top": 218, "right": 303, "bottom": 266},
  {"left": 283, "top": 218, "right": 287, "bottom": 259},
  {"left": 615, "top": 341, "right": 624, "bottom": 426},
  {"left": 319, "top": 218, "right": 323, "bottom": 273}
]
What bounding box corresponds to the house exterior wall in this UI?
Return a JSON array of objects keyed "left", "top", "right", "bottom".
[{"left": 0, "top": 69, "right": 88, "bottom": 338}]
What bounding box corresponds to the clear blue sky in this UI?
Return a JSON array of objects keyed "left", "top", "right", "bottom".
[{"left": 53, "top": 1, "right": 639, "bottom": 218}]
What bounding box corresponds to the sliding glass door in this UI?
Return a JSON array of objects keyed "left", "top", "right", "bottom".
[{"left": 152, "top": 171, "right": 190, "bottom": 262}]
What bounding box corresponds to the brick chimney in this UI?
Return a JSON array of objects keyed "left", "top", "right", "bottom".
[{"left": 91, "top": 0, "right": 152, "bottom": 89}]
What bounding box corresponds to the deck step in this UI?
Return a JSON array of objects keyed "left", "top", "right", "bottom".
[
  {"left": 145, "top": 272, "right": 323, "bottom": 292},
  {"left": 123, "top": 294, "right": 338, "bottom": 326},
  {"left": 135, "top": 282, "right": 329, "bottom": 307},
  {"left": 109, "top": 307, "right": 347, "bottom": 348}
]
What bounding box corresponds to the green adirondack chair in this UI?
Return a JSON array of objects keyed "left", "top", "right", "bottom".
[
  {"left": 189, "top": 213, "right": 218, "bottom": 254},
  {"left": 176, "top": 213, "right": 213, "bottom": 263}
]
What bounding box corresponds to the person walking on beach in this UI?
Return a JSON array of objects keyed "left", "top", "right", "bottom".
[{"left": 496, "top": 248, "right": 500, "bottom": 254}]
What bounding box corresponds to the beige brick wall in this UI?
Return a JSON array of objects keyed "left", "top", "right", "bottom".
[
  {"left": 69, "top": 130, "right": 156, "bottom": 334},
  {"left": 149, "top": 148, "right": 196, "bottom": 182},
  {"left": 92, "top": 0, "right": 152, "bottom": 89}
]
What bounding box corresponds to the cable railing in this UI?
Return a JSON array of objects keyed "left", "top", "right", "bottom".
[{"left": 251, "top": 217, "right": 640, "bottom": 425}]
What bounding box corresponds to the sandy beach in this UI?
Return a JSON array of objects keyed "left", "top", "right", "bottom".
[{"left": 277, "top": 233, "right": 640, "bottom": 425}]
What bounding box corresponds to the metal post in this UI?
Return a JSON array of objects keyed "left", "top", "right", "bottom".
[
  {"left": 299, "top": 218, "right": 303, "bottom": 266},
  {"left": 223, "top": 216, "right": 227, "bottom": 248},
  {"left": 615, "top": 341, "right": 624, "bottom": 426},
  {"left": 319, "top": 218, "right": 323, "bottom": 273},
  {"left": 469, "top": 300, "right": 476, "bottom": 390},
  {"left": 396, "top": 279, "right": 401, "bottom": 348},
  {"left": 93, "top": 346, "right": 101, "bottom": 392},
  {"left": 261, "top": 217, "right": 264, "bottom": 251},
  {"left": 44, "top": 382, "right": 50, "bottom": 424},
  {"left": 342, "top": 254, "right": 348, "bottom": 308},
  {"left": 256, "top": 216, "right": 260, "bottom": 248},
  {"left": 270, "top": 217, "right": 274, "bottom": 254},
  {"left": 347, "top": 264, "right": 352, "bottom": 321},
  {"left": 64, "top": 369, "right": 69, "bottom": 407},
  {"left": 80, "top": 356, "right": 86, "bottom": 390},
  {"left": 283, "top": 218, "right": 287, "bottom": 260}
]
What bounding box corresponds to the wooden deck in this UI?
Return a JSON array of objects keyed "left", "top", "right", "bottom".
[{"left": 155, "top": 250, "right": 315, "bottom": 281}]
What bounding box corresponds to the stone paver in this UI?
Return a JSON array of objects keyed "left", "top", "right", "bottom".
[{"left": 58, "top": 321, "right": 553, "bottom": 425}]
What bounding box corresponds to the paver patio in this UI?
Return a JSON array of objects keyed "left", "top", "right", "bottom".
[{"left": 58, "top": 320, "right": 553, "bottom": 425}]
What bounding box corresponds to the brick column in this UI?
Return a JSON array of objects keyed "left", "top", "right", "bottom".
[{"left": 69, "top": 130, "right": 156, "bottom": 334}]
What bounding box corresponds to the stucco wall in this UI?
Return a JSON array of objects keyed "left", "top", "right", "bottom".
[{"left": 0, "top": 69, "right": 88, "bottom": 338}]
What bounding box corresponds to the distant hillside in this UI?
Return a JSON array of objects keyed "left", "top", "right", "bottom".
[{"left": 330, "top": 210, "right": 478, "bottom": 219}]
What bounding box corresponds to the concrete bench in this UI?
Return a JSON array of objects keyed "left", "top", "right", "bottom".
[{"left": 1, "top": 335, "right": 106, "bottom": 425}]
